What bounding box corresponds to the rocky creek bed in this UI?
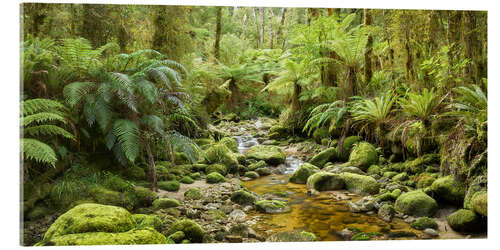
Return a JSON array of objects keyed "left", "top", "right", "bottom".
[{"left": 24, "top": 117, "right": 487, "bottom": 245}]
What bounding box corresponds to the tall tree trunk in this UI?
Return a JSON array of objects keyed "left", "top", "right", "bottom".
[
  {"left": 260, "top": 7, "right": 265, "bottom": 47},
  {"left": 291, "top": 82, "right": 302, "bottom": 113},
  {"left": 241, "top": 12, "right": 248, "bottom": 40},
  {"left": 145, "top": 140, "right": 158, "bottom": 192},
  {"left": 268, "top": 8, "right": 274, "bottom": 49},
  {"left": 228, "top": 79, "right": 240, "bottom": 110},
  {"left": 462, "top": 11, "right": 480, "bottom": 84},
  {"left": 364, "top": 9, "right": 374, "bottom": 84},
  {"left": 253, "top": 8, "right": 260, "bottom": 48},
  {"left": 446, "top": 10, "right": 462, "bottom": 88},
  {"left": 276, "top": 8, "right": 287, "bottom": 49},
  {"left": 214, "top": 7, "right": 222, "bottom": 60}
]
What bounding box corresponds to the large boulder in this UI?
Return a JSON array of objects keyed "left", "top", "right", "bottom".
[
  {"left": 337, "top": 136, "right": 362, "bottom": 161},
  {"left": 309, "top": 147, "right": 338, "bottom": 168},
  {"left": 348, "top": 142, "right": 378, "bottom": 171},
  {"left": 219, "top": 137, "right": 238, "bottom": 153},
  {"left": 37, "top": 227, "right": 166, "bottom": 246},
  {"left": 267, "top": 230, "right": 316, "bottom": 242},
  {"left": 470, "top": 191, "right": 487, "bottom": 217},
  {"left": 464, "top": 175, "right": 487, "bottom": 211},
  {"left": 323, "top": 163, "right": 366, "bottom": 175},
  {"left": 42, "top": 203, "right": 135, "bottom": 240},
  {"left": 340, "top": 173, "right": 379, "bottom": 195},
  {"left": 246, "top": 145, "right": 286, "bottom": 165},
  {"left": 394, "top": 190, "right": 438, "bottom": 217},
  {"left": 306, "top": 172, "right": 344, "bottom": 192},
  {"left": 230, "top": 190, "right": 257, "bottom": 206},
  {"left": 430, "top": 175, "right": 466, "bottom": 206},
  {"left": 205, "top": 143, "right": 239, "bottom": 171},
  {"left": 165, "top": 219, "right": 205, "bottom": 243},
  {"left": 447, "top": 209, "right": 482, "bottom": 233},
  {"left": 289, "top": 163, "right": 320, "bottom": 184}
]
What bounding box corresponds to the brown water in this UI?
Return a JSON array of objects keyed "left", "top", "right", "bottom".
[{"left": 244, "top": 174, "right": 423, "bottom": 241}]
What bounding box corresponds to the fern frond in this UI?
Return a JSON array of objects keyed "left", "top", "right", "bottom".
[
  {"left": 63, "top": 82, "right": 95, "bottom": 108},
  {"left": 21, "top": 138, "right": 57, "bottom": 167},
  {"left": 113, "top": 119, "right": 140, "bottom": 162},
  {"left": 22, "top": 98, "right": 65, "bottom": 116},
  {"left": 23, "top": 125, "right": 75, "bottom": 140},
  {"left": 140, "top": 115, "right": 164, "bottom": 134},
  {"left": 22, "top": 112, "right": 67, "bottom": 127}
]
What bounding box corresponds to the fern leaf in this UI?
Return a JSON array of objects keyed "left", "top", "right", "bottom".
[
  {"left": 63, "top": 82, "right": 95, "bottom": 108},
  {"left": 113, "top": 119, "right": 140, "bottom": 162},
  {"left": 22, "top": 112, "right": 67, "bottom": 127},
  {"left": 21, "top": 138, "right": 57, "bottom": 167},
  {"left": 22, "top": 98, "right": 65, "bottom": 116},
  {"left": 23, "top": 125, "right": 75, "bottom": 140}
]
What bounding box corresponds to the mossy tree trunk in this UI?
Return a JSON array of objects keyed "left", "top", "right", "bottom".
[
  {"left": 364, "top": 9, "right": 373, "bottom": 85},
  {"left": 214, "top": 6, "right": 222, "bottom": 60}
]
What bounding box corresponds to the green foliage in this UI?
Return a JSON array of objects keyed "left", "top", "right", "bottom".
[
  {"left": 351, "top": 91, "right": 396, "bottom": 141},
  {"left": 399, "top": 88, "right": 440, "bottom": 122}
]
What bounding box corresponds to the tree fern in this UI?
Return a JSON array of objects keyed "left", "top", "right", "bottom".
[
  {"left": 63, "top": 81, "right": 96, "bottom": 108},
  {"left": 22, "top": 112, "right": 67, "bottom": 127},
  {"left": 22, "top": 98, "right": 65, "bottom": 116},
  {"left": 113, "top": 119, "right": 140, "bottom": 162},
  {"left": 23, "top": 125, "right": 75, "bottom": 140},
  {"left": 21, "top": 138, "right": 58, "bottom": 167}
]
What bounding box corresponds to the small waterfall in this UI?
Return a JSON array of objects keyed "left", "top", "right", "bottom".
[
  {"left": 284, "top": 156, "right": 303, "bottom": 174},
  {"left": 234, "top": 135, "right": 260, "bottom": 154}
]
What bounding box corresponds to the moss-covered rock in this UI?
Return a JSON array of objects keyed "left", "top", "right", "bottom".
[
  {"left": 205, "top": 164, "right": 227, "bottom": 176},
  {"left": 447, "top": 209, "right": 482, "bottom": 232},
  {"left": 340, "top": 173, "right": 379, "bottom": 195},
  {"left": 43, "top": 203, "right": 134, "bottom": 240},
  {"left": 184, "top": 188, "right": 203, "bottom": 200},
  {"left": 180, "top": 176, "right": 194, "bottom": 184},
  {"left": 411, "top": 217, "right": 437, "bottom": 230},
  {"left": 88, "top": 186, "right": 124, "bottom": 207},
  {"left": 289, "top": 163, "right": 320, "bottom": 184},
  {"left": 383, "top": 171, "right": 399, "bottom": 179},
  {"left": 378, "top": 204, "right": 395, "bottom": 222},
  {"left": 394, "top": 190, "right": 438, "bottom": 217},
  {"left": 348, "top": 142, "right": 378, "bottom": 171},
  {"left": 130, "top": 187, "right": 157, "bottom": 208},
  {"left": 206, "top": 172, "right": 226, "bottom": 183},
  {"left": 189, "top": 172, "right": 201, "bottom": 180},
  {"left": 312, "top": 127, "right": 329, "bottom": 144},
  {"left": 248, "top": 160, "right": 267, "bottom": 171},
  {"left": 37, "top": 227, "right": 167, "bottom": 246},
  {"left": 165, "top": 219, "right": 204, "bottom": 243},
  {"left": 26, "top": 205, "right": 51, "bottom": 220},
  {"left": 416, "top": 173, "right": 438, "bottom": 189},
  {"left": 124, "top": 165, "right": 147, "bottom": 180},
  {"left": 153, "top": 198, "right": 180, "bottom": 210},
  {"left": 219, "top": 137, "right": 238, "bottom": 153},
  {"left": 267, "top": 230, "right": 316, "bottom": 242},
  {"left": 230, "top": 190, "right": 257, "bottom": 206},
  {"left": 158, "top": 181, "right": 180, "bottom": 192},
  {"left": 132, "top": 214, "right": 163, "bottom": 230},
  {"left": 244, "top": 171, "right": 259, "bottom": 179},
  {"left": 256, "top": 167, "right": 271, "bottom": 176},
  {"left": 323, "top": 163, "right": 366, "bottom": 175},
  {"left": 392, "top": 172, "right": 409, "bottom": 182},
  {"left": 255, "top": 200, "right": 290, "bottom": 213},
  {"left": 463, "top": 175, "right": 487, "bottom": 210},
  {"left": 367, "top": 165, "right": 382, "bottom": 175},
  {"left": 431, "top": 175, "right": 466, "bottom": 206},
  {"left": 174, "top": 152, "right": 191, "bottom": 165},
  {"left": 470, "top": 191, "right": 487, "bottom": 217},
  {"left": 103, "top": 175, "right": 133, "bottom": 192},
  {"left": 306, "top": 172, "right": 344, "bottom": 192},
  {"left": 205, "top": 144, "right": 239, "bottom": 170},
  {"left": 268, "top": 125, "right": 288, "bottom": 140},
  {"left": 337, "top": 136, "right": 362, "bottom": 161},
  {"left": 309, "top": 147, "right": 338, "bottom": 168},
  {"left": 194, "top": 138, "right": 215, "bottom": 148},
  {"left": 403, "top": 154, "right": 439, "bottom": 174},
  {"left": 246, "top": 145, "right": 286, "bottom": 165}
]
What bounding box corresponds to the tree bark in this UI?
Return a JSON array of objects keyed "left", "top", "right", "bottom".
[
  {"left": 268, "top": 8, "right": 274, "bottom": 49},
  {"left": 241, "top": 12, "right": 248, "bottom": 40},
  {"left": 276, "top": 8, "right": 287, "bottom": 49},
  {"left": 253, "top": 8, "right": 260, "bottom": 48},
  {"left": 145, "top": 140, "right": 158, "bottom": 192},
  {"left": 364, "top": 9, "right": 373, "bottom": 84},
  {"left": 260, "top": 7, "right": 265, "bottom": 48},
  {"left": 214, "top": 6, "right": 222, "bottom": 60},
  {"left": 462, "top": 11, "right": 480, "bottom": 84}
]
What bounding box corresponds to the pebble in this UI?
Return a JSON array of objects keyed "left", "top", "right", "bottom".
[{"left": 423, "top": 228, "right": 439, "bottom": 237}]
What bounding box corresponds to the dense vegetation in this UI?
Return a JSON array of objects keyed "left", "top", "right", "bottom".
[{"left": 21, "top": 4, "right": 487, "bottom": 245}]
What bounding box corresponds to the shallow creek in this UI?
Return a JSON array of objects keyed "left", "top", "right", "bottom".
[{"left": 231, "top": 121, "right": 423, "bottom": 241}]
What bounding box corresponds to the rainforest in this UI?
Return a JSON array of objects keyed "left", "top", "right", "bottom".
[{"left": 21, "top": 3, "right": 487, "bottom": 246}]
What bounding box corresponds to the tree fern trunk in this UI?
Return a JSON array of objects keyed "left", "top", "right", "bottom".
[
  {"left": 364, "top": 9, "right": 373, "bottom": 84},
  {"left": 145, "top": 140, "right": 158, "bottom": 192},
  {"left": 214, "top": 7, "right": 222, "bottom": 60}
]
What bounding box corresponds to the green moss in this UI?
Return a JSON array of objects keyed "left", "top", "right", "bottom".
[
  {"left": 124, "top": 165, "right": 146, "bottom": 180},
  {"left": 267, "top": 230, "right": 317, "bottom": 242},
  {"left": 26, "top": 205, "right": 51, "bottom": 220},
  {"left": 88, "top": 186, "right": 124, "bottom": 207},
  {"left": 158, "top": 181, "right": 180, "bottom": 192},
  {"left": 255, "top": 200, "right": 290, "bottom": 213},
  {"left": 192, "top": 164, "right": 208, "bottom": 172},
  {"left": 43, "top": 203, "right": 134, "bottom": 240},
  {"left": 165, "top": 219, "right": 204, "bottom": 243},
  {"left": 352, "top": 232, "right": 371, "bottom": 241},
  {"left": 289, "top": 163, "right": 320, "bottom": 184},
  {"left": 256, "top": 167, "right": 271, "bottom": 176},
  {"left": 367, "top": 165, "right": 382, "bottom": 175},
  {"left": 470, "top": 191, "right": 487, "bottom": 216},
  {"left": 189, "top": 172, "right": 201, "bottom": 180},
  {"left": 416, "top": 173, "right": 437, "bottom": 189},
  {"left": 184, "top": 188, "right": 203, "bottom": 200},
  {"left": 411, "top": 217, "right": 437, "bottom": 230},
  {"left": 403, "top": 154, "right": 439, "bottom": 174},
  {"left": 337, "top": 136, "right": 362, "bottom": 161},
  {"left": 37, "top": 227, "right": 166, "bottom": 246},
  {"left": 130, "top": 187, "right": 157, "bottom": 208},
  {"left": 132, "top": 214, "right": 163, "bottom": 230},
  {"left": 309, "top": 147, "right": 338, "bottom": 168},
  {"left": 219, "top": 137, "right": 238, "bottom": 152},
  {"left": 194, "top": 138, "right": 215, "bottom": 147},
  {"left": 205, "top": 164, "right": 227, "bottom": 175},
  {"left": 348, "top": 142, "right": 378, "bottom": 171},
  {"left": 205, "top": 143, "right": 239, "bottom": 170},
  {"left": 243, "top": 171, "right": 259, "bottom": 179},
  {"left": 246, "top": 145, "right": 286, "bottom": 165},
  {"left": 306, "top": 172, "right": 344, "bottom": 192},
  {"left": 383, "top": 171, "right": 399, "bottom": 179},
  {"left": 206, "top": 172, "right": 226, "bottom": 183},
  {"left": 394, "top": 190, "right": 438, "bottom": 217},
  {"left": 248, "top": 160, "right": 267, "bottom": 171},
  {"left": 392, "top": 172, "right": 409, "bottom": 182},
  {"left": 312, "top": 127, "right": 329, "bottom": 144},
  {"left": 230, "top": 190, "right": 257, "bottom": 206},
  {"left": 174, "top": 152, "right": 191, "bottom": 165},
  {"left": 340, "top": 172, "right": 379, "bottom": 195},
  {"left": 153, "top": 198, "right": 180, "bottom": 210},
  {"left": 102, "top": 175, "right": 133, "bottom": 192},
  {"left": 167, "top": 231, "right": 185, "bottom": 243},
  {"left": 391, "top": 189, "right": 402, "bottom": 199},
  {"left": 447, "top": 209, "right": 481, "bottom": 232},
  {"left": 431, "top": 175, "right": 466, "bottom": 206},
  {"left": 180, "top": 176, "right": 194, "bottom": 184}
]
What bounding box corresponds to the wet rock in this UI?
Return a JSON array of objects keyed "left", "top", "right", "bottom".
[
  {"left": 244, "top": 171, "right": 260, "bottom": 179},
  {"left": 394, "top": 190, "right": 438, "bottom": 217},
  {"left": 423, "top": 228, "right": 439, "bottom": 237},
  {"left": 256, "top": 167, "right": 271, "bottom": 176},
  {"left": 447, "top": 209, "right": 483, "bottom": 233},
  {"left": 348, "top": 142, "right": 378, "bottom": 171},
  {"left": 230, "top": 224, "right": 249, "bottom": 237},
  {"left": 225, "top": 235, "right": 243, "bottom": 243},
  {"left": 266, "top": 230, "right": 316, "bottom": 242},
  {"left": 347, "top": 196, "right": 376, "bottom": 213},
  {"left": 340, "top": 172, "right": 380, "bottom": 195},
  {"left": 470, "top": 190, "right": 487, "bottom": 217},
  {"left": 306, "top": 172, "right": 344, "bottom": 192},
  {"left": 229, "top": 209, "right": 247, "bottom": 223},
  {"left": 337, "top": 228, "right": 357, "bottom": 240},
  {"left": 230, "top": 190, "right": 257, "bottom": 206},
  {"left": 309, "top": 147, "right": 338, "bottom": 168},
  {"left": 411, "top": 217, "right": 438, "bottom": 230},
  {"left": 246, "top": 145, "right": 286, "bottom": 165},
  {"left": 255, "top": 200, "right": 291, "bottom": 214},
  {"left": 289, "top": 163, "right": 320, "bottom": 184},
  {"left": 430, "top": 175, "right": 466, "bottom": 206},
  {"left": 378, "top": 204, "right": 395, "bottom": 222}
]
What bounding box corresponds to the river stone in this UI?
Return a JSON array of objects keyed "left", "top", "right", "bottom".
[
  {"left": 337, "top": 136, "right": 362, "bottom": 161},
  {"left": 246, "top": 145, "right": 286, "bottom": 165},
  {"left": 289, "top": 163, "right": 320, "bottom": 184},
  {"left": 378, "top": 204, "right": 395, "bottom": 222},
  {"left": 230, "top": 190, "right": 257, "bottom": 206},
  {"left": 423, "top": 228, "right": 439, "bottom": 237},
  {"left": 394, "top": 190, "right": 438, "bottom": 217},
  {"left": 42, "top": 203, "right": 134, "bottom": 240},
  {"left": 255, "top": 200, "right": 290, "bottom": 213},
  {"left": 430, "top": 175, "right": 466, "bottom": 206},
  {"left": 306, "top": 172, "right": 344, "bottom": 192},
  {"left": 323, "top": 164, "right": 366, "bottom": 175},
  {"left": 446, "top": 209, "right": 482, "bottom": 233},
  {"left": 340, "top": 172, "right": 379, "bottom": 195},
  {"left": 266, "top": 230, "right": 316, "bottom": 242},
  {"left": 309, "top": 147, "right": 338, "bottom": 168},
  {"left": 470, "top": 190, "right": 487, "bottom": 216},
  {"left": 229, "top": 209, "right": 247, "bottom": 223},
  {"left": 411, "top": 217, "right": 438, "bottom": 230},
  {"left": 348, "top": 142, "right": 378, "bottom": 171}
]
